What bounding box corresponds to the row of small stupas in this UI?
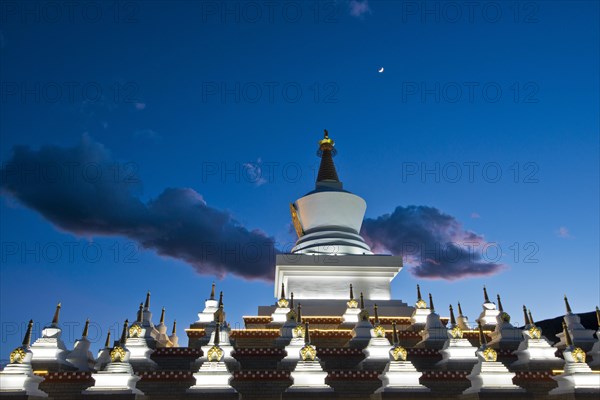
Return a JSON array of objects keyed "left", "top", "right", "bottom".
[{"left": 2, "top": 283, "right": 599, "bottom": 398}]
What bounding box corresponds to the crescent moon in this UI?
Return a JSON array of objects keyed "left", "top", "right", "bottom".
[{"left": 378, "top": 67, "right": 384, "bottom": 73}]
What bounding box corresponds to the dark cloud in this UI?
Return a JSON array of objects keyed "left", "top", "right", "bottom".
[
  {"left": 0, "top": 136, "right": 276, "bottom": 280},
  {"left": 361, "top": 206, "right": 505, "bottom": 280}
]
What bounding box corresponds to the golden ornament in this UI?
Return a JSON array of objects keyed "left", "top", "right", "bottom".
[
  {"left": 110, "top": 346, "right": 127, "bottom": 362},
  {"left": 482, "top": 347, "right": 497, "bottom": 362},
  {"left": 300, "top": 344, "right": 317, "bottom": 361},
  {"left": 390, "top": 345, "right": 407, "bottom": 361},
  {"left": 9, "top": 347, "right": 27, "bottom": 364},
  {"left": 207, "top": 345, "right": 224, "bottom": 362}
]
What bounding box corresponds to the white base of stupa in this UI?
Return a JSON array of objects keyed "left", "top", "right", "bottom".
[
  {"left": 349, "top": 320, "right": 374, "bottom": 348},
  {"left": 587, "top": 336, "right": 600, "bottom": 367},
  {"left": 287, "top": 361, "right": 332, "bottom": 392},
  {"left": 83, "top": 362, "right": 143, "bottom": 395},
  {"left": 375, "top": 361, "right": 429, "bottom": 392},
  {"left": 342, "top": 308, "right": 361, "bottom": 325},
  {"left": 512, "top": 338, "right": 563, "bottom": 368},
  {"left": 410, "top": 308, "right": 431, "bottom": 330},
  {"left": 549, "top": 362, "right": 600, "bottom": 395},
  {"left": 463, "top": 361, "right": 524, "bottom": 394},
  {"left": 196, "top": 299, "right": 219, "bottom": 323},
  {"left": 125, "top": 338, "right": 157, "bottom": 369},
  {"left": 0, "top": 364, "right": 48, "bottom": 397},
  {"left": 363, "top": 337, "right": 392, "bottom": 361},
  {"left": 188, "top": 361, "right": 236, "bottom": 393},
  {"left": 282, "top": 338, "right": 305, "bottom": 363},
  {"left": 271, "top": 308, "right": 290, "bottom": 324},
  {"left": 476, "top": 307, "right": 499, "bottom": 330},
  {"left": 437, "top": 339, "right": 478, "bottom": 367}
]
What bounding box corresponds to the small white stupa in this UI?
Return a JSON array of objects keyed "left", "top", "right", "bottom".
[
  {"left": 550, "top": 321, "right": 600, "bottom": 395},
  {"left": 341, "top": 284, "right": 361, "bottom": 325},
  {"left": 125, "top": 302, "right": 157, "bottom": 370},
  {"left": 280, "top": 304, "right": 306, "bottom": 368},
  {"left": 512, "top": 306, "right": 563, "bottom": 369},
  {"left": 587, "top": 306, "right": 600, "bottom": 367},
  {"left": 437, "top": 304, "right": 477, "bottom": 369},
  {"left": 83, "top": 320, "right": 143, "bottom": 395},
  {"left": 463, "top": 322, "right": 524, "bottom": 394},
  {"left": 0, "top": 320, "right": 48, "bottom": 397},
  {"left": 456, "top": 302, "right": 470, "bottom": 331},
  {"left": 349, "top": 293, "right": 374, "bottom": 348},
  {"left": 276, "top": 293, "right": 299, "bottom": 347},
  {"left": 188, "top": 323, "right": 237, "bottom": 393},
  {"left": 487, "top": 294, "right": 523, "bottom": 349},
  {"left": 196, "top": 292, "right": 238, "bottom": 370},
  {"left": 169, "top": 320, "right": 179, "bottom": 348},
  {"left": 66, "top": 319, "right": 95, "bottom": 371},
  {"left": 475, "top": 286, "right": 500, "bottom": 330},
  {"left": 271, "top": 283, "right": 291, "bottom": 324},
  {"left": 376, "top": 322, "right": 429, "bottom": 393},
  {"left": 154, "top": 307, "right": 173, "bottom": 347},
  {"left": 361, "top": 304, "right": 392, "bottom": 366},
  {"left": 287, "top": 322, "right": 333, "bottom": 392},
  {"left": 95, "top": 331, "right": 113, "bottom": 372},
  {"left": 410, "top": 285, "right": 431, "bottom": 331},
  {"left": 415, "top": 294, "right": 447, "bottom": 349},
  {"left": 555, "top": 295, "right": 596, "bottom": 350},
  {"left": 30, "top": 302, "right": 73, "bottom": 370}
]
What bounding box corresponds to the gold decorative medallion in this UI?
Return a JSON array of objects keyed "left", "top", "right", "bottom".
[
  {"left": 207, "top": 345, "right": 224, "bottom": 362},
  {"left": 528, "top": 326, "right": 542, "bottom": 339},
  {"left": 390, "top": 345, "right": 408, "bottom": 361},
  {"left": 128, "top": 323, "right": 142, "bottom": 338},
  {"left": 110, "top": 346, "right": 126, "bottom": 362},
  {"left": 482, "top": 347, "right": 498, "bottom": 362},
  {"left": 277, "top": 298, "right": 289, "bottom": 308},
  {"left": 290, "top": 203, "right": 304, "bottom": 238},
  {"left": 373, "top": 325, "right": 386, "bottom": 338},
  {"left": 292, "top": 324, "right": 305, "bottom": 338},
  {"left": 347, "top": 299, "right": 358, "bottom": 309},
  {"left": 300, "top": 344, "right": 317, "bottom": 361},
  {"left": 415, "top": 299, "right": 427, "bottom": 309},
  {"left": 450, "top": 326, "right": 464, "bottom": 339},
  {"left": 9, "top": 347, "right": 26, "bottom": 364},
  {"left": 500, "top": 312, "right": 511, "bottom": 323},
  {"left": 571, "top": 347, "right": 586, "bottom": 363}
]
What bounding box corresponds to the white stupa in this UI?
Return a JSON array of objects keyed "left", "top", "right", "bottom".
[
  {"left": 195, "top": 283, "right": 219, "bottom": 324},
  {"left": 587, "top": 306, "right": 600, "bottom": 367},
  {"left": 550, "top": 322, "right": 600, "bottom": 395},
  {"left": 410, "top": 285, "right": 431, "bottom": 330},
  {"left": 0, "top": 320, "right": 48, "bottom": 397},
  {"left": 456, "top": 302, "right": 471, "bottom": 331},
  {"left": 188, "top": 323, "right": 236, "bottom": 393},
  {"left": 349, "top": 293, "right": 374, "bottom": 349},
  {"left": 287, "top": 322, "right": 333, "bottom": 392},
  {"left": 475, "top": 286, "right": 500, "bottom": 330},
  {"left": 376, "top": 322, "right": 430, "bottom": 393},
  {"left": 463, "top": 322, "right": 524, "bottom": 394},
  {"left": 555, "top": 295, "right": 596, "bottom": 350},
  {"left": 95, "top": 331, "right": 113, "bottom": 372},
  {"left": 487, "top": 294, "right": 523, "bottom": 349},
  {"left": 83, "top": 320, "right": 143, "bottom": 395},
  {"left": 154, "top": 307, "right": 173, "bottom": 347},
  {"left": 30, "top": 303, "right": 73, "bottom": 370},
  {"left": 512, "top": 306, "right": 563, "bottom": 369},
  {"left": 341, "top": 284, "right": 362, "bottom": 325},
  {"left": 361, "top": 304, "right": 392, "bottom": 367},
  {"left": 274, "top": 130, "right": 402, "bottom": 302},
  {"left": 125, "top": 302, "right": 157, "bottom": 370},
  {"left": 279, "top": 304, "right": 306, "bottom": 368},
  {"left": 169, "top": 320, "right": 179, "bottom": 348},
  {"left": 196, "top": 294, "right": 238, "bottom": 370},
  {"left": 66, "top": 319, "right": 95, "bottom": 371},
  {"left": 270, "top": 283, "right": 291, "bottom": 324},
  {"left": 437, "top": 304, "right": 478, "bottom": 369},
  {"left": 415, "top": 294, "right": 447, "bottom": 349}
]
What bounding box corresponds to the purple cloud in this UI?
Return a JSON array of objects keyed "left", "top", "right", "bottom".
[
  {"left": 0, "top": 136, "right": 276, "bottom": 280},
  {"left": 349, "top": 0, "right": 371, "bottom": 18},
  {"left": 361, "top": 206, "right": 506, "bottom": 280}
]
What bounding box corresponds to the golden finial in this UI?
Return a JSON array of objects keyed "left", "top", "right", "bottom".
[
  {"left": 82, "top": 319, "right": 90, "bottom": 338},
  {"left": 160, "top": 307, "right": 166, "bottom": 324},
  {"left": 277, "top": 283, "right": 289, "bottom": 308},
  {"left": 120, "top": 319, "right": 129, "bottom": 344},
  {"left": 528, "top": 309, "right": 535, "bottom": 325},
  {"left": 564, "top": 295, "right": 572, "bottom": 313},
  {"left": 523, "top": 305, "right": 530, "bottom": 325},
  {"left": 347, "top": 284, "right": 358, "bottom": 308},
  {"left": 449, "top": 305, "right": 456, "bottom": 326},
  {"left": 415, "top": 285, "right": 427, "bottom": 309},
  {"left": 144, "top": 291, "right": 151, "bottom": 309},
  {"left": 300, "top": 322, "right": 317, "bottom": 361},
  {"left": 497, "top": 294, "right": 504, "bottom": 312},
  {"left": 104, "top": 331, "right": 111, "bottom": 348},
  {"left": 23, "top": 319, "right": 34, "bottom": 347},
  {"left": 483, "top": 286, "right": 490, "bottom": 303},
  {"left": 428, "top": 293, "right": 435, "bottom": 312},
  {"left": 458, "top": 302, "right": 464, "bottom": 316},
  {"left": 51, "top": 302, "right": 62, "bottom": 326},
  {"left": 172, "top": 320, "right": 177, "bottom": 335},
  {"left": 210, "top": 282, "right": 216, "bottom": 300},
  {"left": 372, "top": 304, "right": 385, "bottom": 337},
  {"left": 318, "top": 129, "right": 335, "bottom": 152}
]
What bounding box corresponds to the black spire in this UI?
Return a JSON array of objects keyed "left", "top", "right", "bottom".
[{"left": 316, "top": 130, "right": 341, "bottom": 189}]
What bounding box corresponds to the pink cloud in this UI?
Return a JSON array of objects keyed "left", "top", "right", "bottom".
[
  {"left": 471, "top": 212, "right": 480, "bottom": 219},
  {"left": 349, "top": 0, "right": 371, "bottom": 18},
  {"left": 556, "top": 226, "right": 572, "bottom": 239},
  {"left": 134, "top": 102, "right": 146, "bottom": 110}
]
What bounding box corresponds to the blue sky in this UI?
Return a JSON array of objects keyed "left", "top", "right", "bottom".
[{"left": 0, "top": 0, "right": 598, "bottom": 357}]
